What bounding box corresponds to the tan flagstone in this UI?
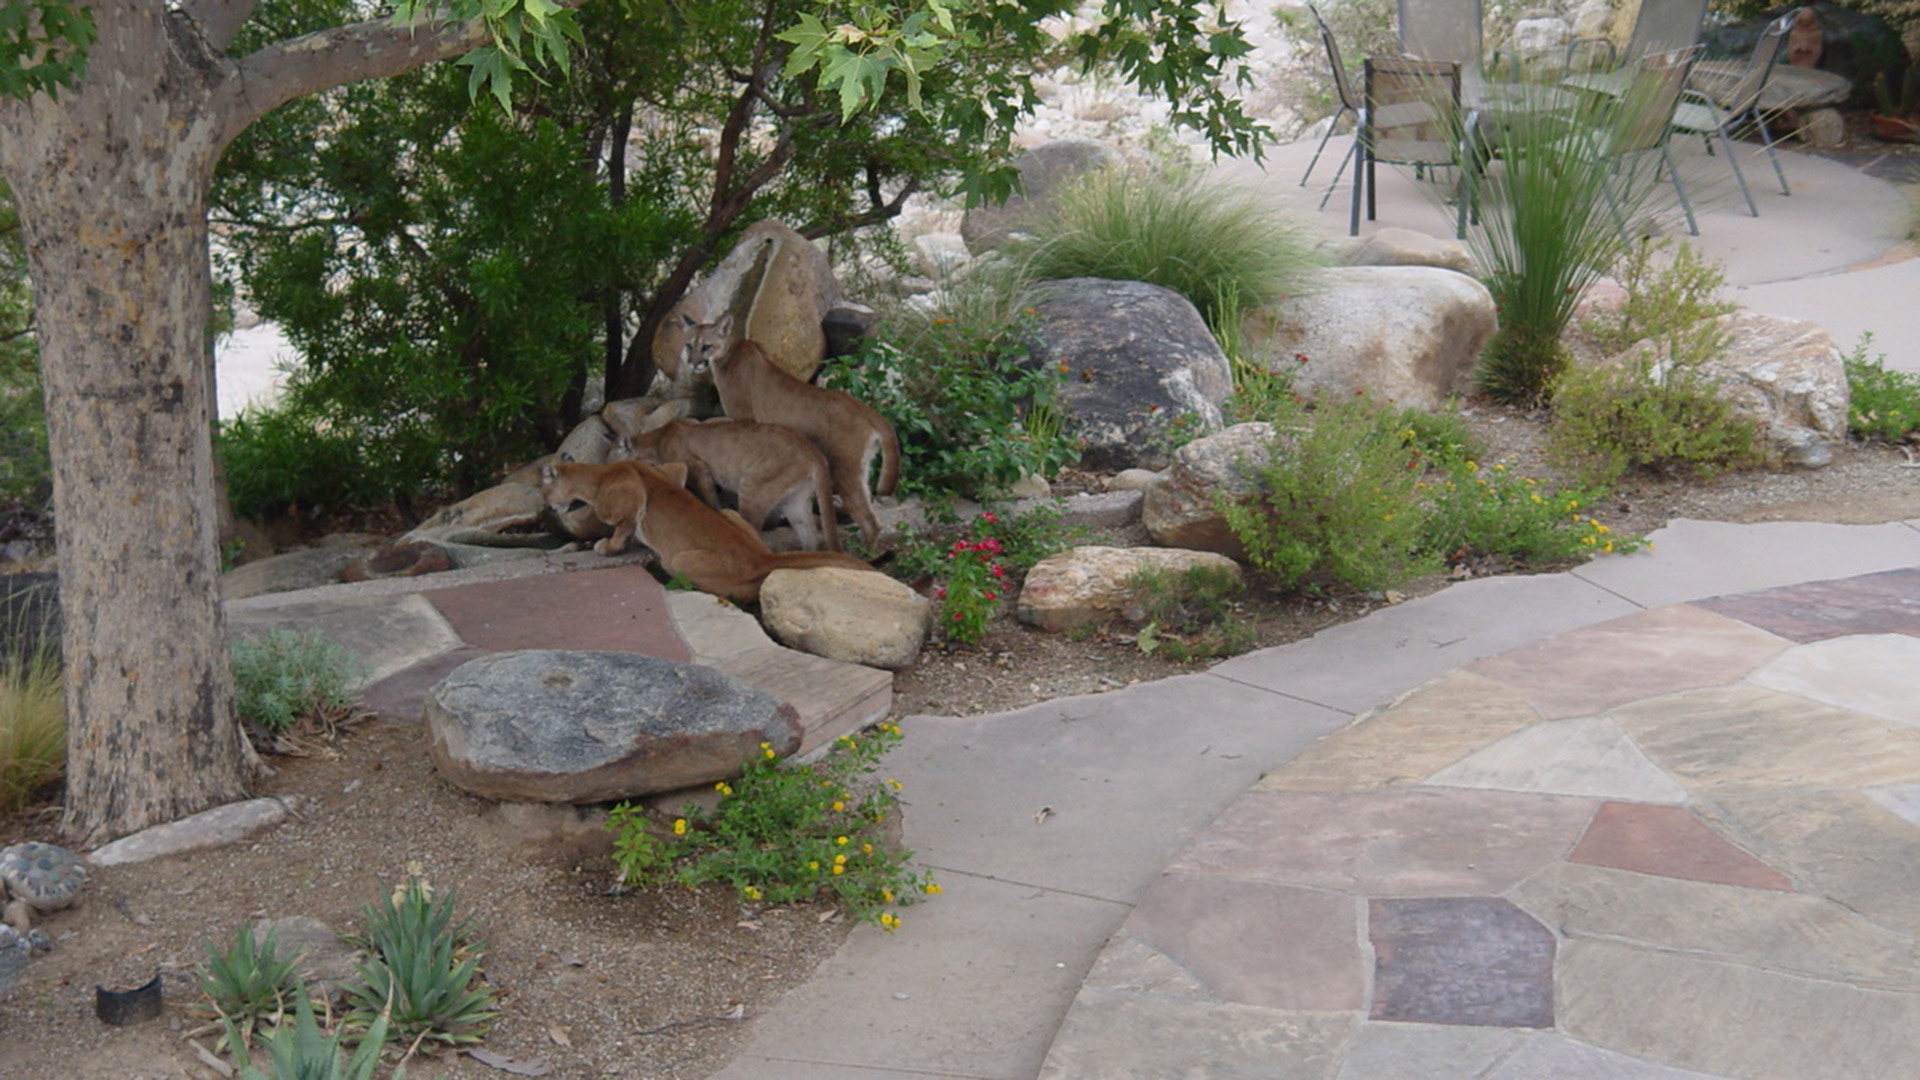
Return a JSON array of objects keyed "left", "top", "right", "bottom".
[
  {"left": 1611, "top": 685, "right": 1920, "bottom": 792},
  {"left": 1702, "top": 789, "right": 1920, "bottom": 935},
  {"left": 1036, "top": 992, "right": 1352, "bottom": 1080}
]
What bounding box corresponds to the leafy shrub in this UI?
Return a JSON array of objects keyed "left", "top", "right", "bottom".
[
  {"left": 1221, "top": 392, "right": 1437, "bottom": 593},
  {"left": 1842, "top": 335, "right": 1920, "bottom": 443},
  {"left": 1128, "top": 563, "right": 1256, "bottom": 661},
  {"left": 201, "top": 923, "right": 302, "bottom": 1052},
  {"left": 344, "top": 877, "right": 498, "bottom": 1050},
  {"left": 0, "top": 636, "right": 63, "bottom": 811},
  {"left": 0, "top": 364, "right": 48, "bottom": 514},
  {"left": 1578, "top": 237, "right": 1736, "bottom": 361},
  {"left": 230, "top": 629, "right": 365, "bottom": 738},
  {"left": 1420, "top": 459, "right": 1641, "bottom": 567},
  {"left": 937, "top": 529, "right": 1009, "bottom": 645},
  {"left": 824, "top": 314, "right": 1077, "bottom": 501},
  {"left": 1020, "top": 162, "right": 1323, "bottom": 335},
  {"left": 1546, "top": 357, "right": 1766, "bottom": 488},
  {"left": 608, "top": 723, "right": 937, "bottom": 930}
]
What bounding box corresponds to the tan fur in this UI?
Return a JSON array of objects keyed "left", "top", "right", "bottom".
[
  {"left": 616, "top": 418, "right": 842, "bottom": 552},
  {"left": 682, "top": 316, "right": 900, "bottom": 547},
  {"left": 538, "top": 459, "right": 873, "bottom": 604}
]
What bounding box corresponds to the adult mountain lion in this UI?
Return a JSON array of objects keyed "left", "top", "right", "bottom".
[
  {"left": 539, "top": 458, "right": 874, "bottom": 604},
  {"left": 680, "top": 316, "right": 900, "bottom": 548},
  {"left": 615, "top": 418, "right": 841, "bottom": 552}
]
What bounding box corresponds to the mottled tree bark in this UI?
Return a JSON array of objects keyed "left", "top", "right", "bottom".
[{"left": 0, "top": 1, "right": 489, "bottom": 843}]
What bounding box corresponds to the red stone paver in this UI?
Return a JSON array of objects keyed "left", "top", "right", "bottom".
[
  {"left": 1695, "top": 567, "right": 1920, "bottom": 643},
  {"left": 1570, "top": 801, "right": 1793, "bottom": 892},
  {"left": 425, "top": 566, "right": 690, "bottom": 660}
]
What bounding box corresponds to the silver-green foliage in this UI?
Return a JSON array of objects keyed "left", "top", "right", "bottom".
[
  {"left": 229, "top": 629, "right": 365, "bottom": 736},
  {"left": 226, "top": 990, "right": 403, "bottom": 1080},
  {"left": 202, "top": 924, "right": 303, "bottom": 1051}
]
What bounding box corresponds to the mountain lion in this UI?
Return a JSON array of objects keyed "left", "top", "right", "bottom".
[
  {"left": 615, "top": 418, "right": 841, "bottom": 552},
  {"left": 538, "top": 458, "right": 873, "bottom": 604},
  {"left": 679, "top": 316, "right": 900, "bottom": 548}
]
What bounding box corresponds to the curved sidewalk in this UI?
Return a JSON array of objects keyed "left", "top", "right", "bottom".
[{"left": 714, "top": 141, "right": 1920, "bottom": 1079}]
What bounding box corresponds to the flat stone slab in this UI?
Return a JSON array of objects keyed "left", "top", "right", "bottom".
[
  {"left": 1612, "top": 685, "right": 1920, "bottom": 792},
  {"left": 1259, "top": 671, "right": 1540, "bottom": 793},
  {"left": 1426, "top": 716, "right": 1688, "bottom": 804},
  {"left": 1558, "top": 938, "right": 1920, "bottom": 1080},
  {"left": 1487, "top": 1032, "right": 1739, "bottom": 1080},
  {"left": 1569, "top": 801, "right": 1791, "bottom": 890},
  {"left": 1036, "top": 992, "right": 1351, "bottom": 1080},
  {"left": 1747, "top": 635, "right": 1920, "bottom": 729},
  {"left": 89, "top": 797, "right": 297, "bottom": 866},
  {"left": 1368, "top": 897, "right": 1555, "bottom": 1028},
  {"left": 1122, "top": 876, "right": 1363, "bottom": 1011},
  {"left": 1170, "top": 788, "right": 1598, "bottom": 896},
  {"left": 425, "top": 649, "right": 802, "bottom": 802},
  {"left": 1332, "top": 1023, "right": 1524, "bottom": 1080},
  {"left": 1706, "top": 789, "right": 1920, "bottom": 933},
  {"left": 1695, "top": 567, "right": 1920, "bottom": 643},
  {"left": 1509, "top": 862, "right": 1920, "bottom": 986},
  {"left": 426, "top": 566, "right": 689, "bottom": 661},
  {"left": 228, "top": 592, "right": 460, "bottom": 685},
  {"left": 1468, "top": 605, "right": 1790, "bottom": 720}
]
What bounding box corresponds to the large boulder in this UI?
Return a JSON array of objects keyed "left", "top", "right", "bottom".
[
  {"left": 1341, "top": 227, "right": 1475, "bottom": 275},
  {"left": 1141, "top": 422, "right": 1277, "bottom": 561},
  {"left": 1017, "top": 546, "right": 1244, "bottom": 632},
  {"left": 411, "top": 481, "right": 548, "bottom": 535},
  {"left": 759, "top": 567, "right": 932, "bottom": 670},
  {"left": 653, "top": 219, "right": 840, "bottom": 383},
  {"left": 1618, "top": 310, "right": 1849, "bottom": 468},
  {"left": 556, "top": 415, "right": 619, "bottom": 465},
  {"left": 425, "top": 650, "right": 803, "bottom": 803},
  {"left": 960, "top": 139, "right": 1120, "bottom": 254},
  {"left": 1702, "top": 4, "right": 1899, "bottom": 109},
  {"left": 1241, "top": 265, "right": 1497, "bottom": 411},
  {"left": 1023, "top": 278, "right": 1234, "bottom": 471}
]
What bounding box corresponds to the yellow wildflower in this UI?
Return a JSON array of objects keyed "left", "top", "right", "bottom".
[{"left": 672, "top": 818, "right": 687, "bottom": 836}]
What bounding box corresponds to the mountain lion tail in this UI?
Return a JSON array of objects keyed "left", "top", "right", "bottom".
[{"left": 873, "top": 423, "right": 901, "bottom": 498}]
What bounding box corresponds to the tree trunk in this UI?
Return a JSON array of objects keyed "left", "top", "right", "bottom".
[{"left": 0, "top": 6, "right": 253, "bottom": 844}]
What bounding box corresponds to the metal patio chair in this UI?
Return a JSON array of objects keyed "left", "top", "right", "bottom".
[
  {"left": 1351, "top": 56, "right": 1474, "bottom": 237},
  {"left": 1300, "top": 3, "right": 1363, "bottom": 191},
  {"left": 1564, "top": 0, "right": 1710, "bottom": 94},
  {"left": 1668, "top": 8, "right": 1800, "bottom": 214}
]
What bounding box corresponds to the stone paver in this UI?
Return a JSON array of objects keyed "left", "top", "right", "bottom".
[
  {"left": 1747, "top": 634, "right": 1920, "bottom": 728},
  {"left": 1425, "top": 716, "right": 1688, "bottom": 803},
  {"left": 1121, "top": 877, "right": 1363, "bottom": 1011},
  {"left": 1035, "top": 994, "right": 1350, "bottom": 1080},
  {"left": 1695, "top": 566, "right": 1920, "bottom": 642},
  {"left": 1368, "top": 897, "right": 1556, "bottom": 1028},
  {"left": 1613, "top": 685, "right": 1920, "bottom": 792},
  {"left": 1567, "top": 802, "right": 1792, "bottom": 890}
]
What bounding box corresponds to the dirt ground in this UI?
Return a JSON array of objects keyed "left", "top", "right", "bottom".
[{"left": 4, "top": 400, "right": 1920, "bottom": 1080}]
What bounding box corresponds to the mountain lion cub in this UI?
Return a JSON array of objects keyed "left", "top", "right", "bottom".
[
  {"left": 615, "top": 418, "right": 841, "bottom": 552},
  {"left": 539, "top": 458, "right": 874, "bottom": 604},
  {"left": 679, "top": 316, "right": 900, "bottom": 547}
]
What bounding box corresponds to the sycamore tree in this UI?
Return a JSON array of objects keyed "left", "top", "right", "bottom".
[{"left": 0, "top": 0, "right": 1266, "bottom": 844}]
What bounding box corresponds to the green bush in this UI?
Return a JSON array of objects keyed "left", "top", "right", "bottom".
[
  {"left": 1578, "top": 238, "right": 1736, "bottom": 360},
  {"left": 230, "top": 629, "right": 365, "bottom": 738},
  {"left": 823, "top": 314, "right": 1077, "bottom": 501},
  {"left": 1420, "top": 459, "right": 1640, "bottom": 568},
  {"left": 1127, "top": 563, "right": 1256, "bottom": 662},
  {"left": 344, "top": 877, "right": 499, "bottom": 1050},
  {"left": 1221, "top": 393, "right": 1437, "bottom": 593},
  {"left": 608, "top": 722, "right": 937, "bottom": 931},
  {"left": 1843, "top": 335, "right": 1920, "bottom": 443},
  {"left": 1020, "top": 162, "right": 1323, "bottom": 335},
  {"left": 0, "top": 365, "right": 47, "bottom": 514},
  {"left": 1546, "top": 357, "right": 1766, "bottom": 488}
]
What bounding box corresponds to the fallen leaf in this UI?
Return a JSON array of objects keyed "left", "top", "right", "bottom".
[
  {"left": 1034, "top": 805, "right": 1053, "bottom": 824},
  {"left": 548, "top": 1024, "right": 572, "bottom": 1048},
  {"left": 467, "top": 1048, "right": 553, "bottom": 1076}
]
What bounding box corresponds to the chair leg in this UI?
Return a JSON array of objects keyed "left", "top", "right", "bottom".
[
  {"left": 1753, "top": 111, "right": 1791, "bottom": 197},
  {"left": 1716, "top": 121, "right": 1759, "bottom": 217},
  {"left": 1318, "top": 139, "right": 1357, "bottom": 211},
  {"left": 1660, "top": 145, "right": 1699, "bottom": 236},
  {"left": 1300, "top": 106, "right": 1353, "bottom": 187},
  {"left": 1350, "top": 142, "right": 1365, "bottom": 237}
]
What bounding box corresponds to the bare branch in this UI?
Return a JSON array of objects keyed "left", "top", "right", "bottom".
[
  {"left": 210, "top": 10, "right": 494, "bottom": 146},
  {"left": 178, "top": 0, "right": 261, "bottom": 53}
]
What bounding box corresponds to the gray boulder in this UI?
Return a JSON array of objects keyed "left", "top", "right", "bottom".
[
  {"left": 759, "top": 567, "right": 931, "bottom": 670},
  {"left": 654, "top": 219, "right": 841, "bottom": 383},
  {"left": 556, "top": 415, "right": 619, "bottom": 465},
  {"left": 425, "top": 650, "right": 803, "bottom": 803},
  {"left": 1341, "top": 227, "right": 1475, "bottom": 275},
  {"left": 1018, "top": 546, "right": 1244, "bottom": 632},
  {"left": 1024, "top": 278, "right": 1234, "bottom": 471},
  {"left": 1141, "top": 422, "right": 1277, "bottom": 561},
  {"left": 961, "top": 139, "right": 1120, "bottom": 254},
  {"left": 1242, "top": 265, "right": 1497, "bottom": 411}
]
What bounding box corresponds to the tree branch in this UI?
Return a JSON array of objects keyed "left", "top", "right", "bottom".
[
  {"left": 178, "top": 0, "right": 261, "bottom": 53},
  {"left": 210, "top": 10, "right": 495, "bottom": 146}
]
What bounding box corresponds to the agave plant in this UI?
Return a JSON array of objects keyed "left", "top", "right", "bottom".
[
  {"left": 226, "top": 988, "right": 402, "bottom": 1080},
  {"left": 201, "top": 923, "right": 302, "bottom": 1051},
  {"left": 343, "top": 877, "right": 498, "bottom": 1049}
]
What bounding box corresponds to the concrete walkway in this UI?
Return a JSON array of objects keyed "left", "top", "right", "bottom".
[{"left": 225, "top": 134, "right": 1920, "bottom": 1079}]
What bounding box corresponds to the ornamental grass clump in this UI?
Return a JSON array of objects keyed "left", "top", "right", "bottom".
[
  {"left": 607, "top": 722, "right": 937, "bottom": 931},
  {"left": 0, "top": 634, "right": 63, "bottom": 812},
  {"left": 1022, "top": 161, "right": 1323, "bottom": 336}
]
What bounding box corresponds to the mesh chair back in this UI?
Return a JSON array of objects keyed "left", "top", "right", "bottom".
[
  {"left": 1397, "top": 0, "right": 1483, "bottom": 66},
  {"left": 1625, "top": 0, "right": 1709, "bottom": 57},
  {"left": 1715, "top": 8, "right": 1797, "bottom": 113},
  {"left": 1608, "top": 46, "right": 1699, "bottom": 156},
  {"left": 1310, "top": 3, "right": 1362, "bottom": 113},
  {"left": 1365, "top": 56, "right": 1463, "bottom": 166}
]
